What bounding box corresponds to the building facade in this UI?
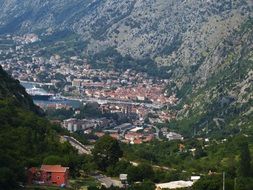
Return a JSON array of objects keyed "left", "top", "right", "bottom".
[{"left": 28, "top": 165, "right": 69, "bottom": 187}]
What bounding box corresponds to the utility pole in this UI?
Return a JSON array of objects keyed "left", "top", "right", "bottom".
[
  {"left": 234, "top": 177, "right": 237, "bottom": 190},
  {"left": 223, "top": 172, "right": 226, "bottom": 190}
]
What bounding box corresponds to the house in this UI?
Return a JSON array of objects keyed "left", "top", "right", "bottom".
[
  {"left": 110, "top": 133, "right": 120, "bottom": 140},
  {"left": 95, "top": 132, "right": 105, "bottom": 137},
  {"left": 62, "top": 118, "right": 101, "bottom": 132},
  {"left": 119, "top": 174, "right": 128, "bottom": 187},
  {"left": 125, "top": 132, "right": 143, "bottom": 141},
  {"left": 132, "top": 138, "right": 143, "bottom": 144},
  {"left": 72, "top": 79, "right": 83, "bottom": 87},
  {"left": 114, "top": 123, "right": 134, "bottom": 132},
  {"left": 119, "top": 174, "right": 128, "bottom": 183},
  {"left": 166, "top": 132, "right": 184, "bottom": 141},
  {"left": 28, "top": 165, "right": 69, "bottom": 187}
]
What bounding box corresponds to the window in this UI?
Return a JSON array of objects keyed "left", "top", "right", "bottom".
[{"left": 57, "top": 176, "right": 60, "bottom": 180}]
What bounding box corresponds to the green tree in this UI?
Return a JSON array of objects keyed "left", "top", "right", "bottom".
[
  {"left": 92, "top": 135, "right": 123, "bottom": 170},
  {"left": 236, "top": 177, "right": 253, "bottom": 190},
  {"left": 87, "top": 186, "right": 100, "bottom": 190},
  {"left": 82, "top": 155, "right": 98, "bottom": 174},
  {"left": 194, "top": 145, "right": 207, "bottom": 159},
  {"left": 138, "top": 164, "right": 154, "bottom": 180},
  {"left": 43, "top": 155, "right": 63, "bottom": 165},
  {"left": 193, "top": 175, "right": 233, "bottom": 190},
  {"left": 127, "top": 164, "right": 154, "bottom": 183},
  {"left": 192, "top": 175, "right": 221, "bottom": 190},
  {"left": 238, "top": 142, "right": 251, "bottom": 177},
  {"left": 107, "top": 160, "right": 131, "bottom": 176},
  {"left": 0, "top": 167, "right": 17, "bottom": 190}
]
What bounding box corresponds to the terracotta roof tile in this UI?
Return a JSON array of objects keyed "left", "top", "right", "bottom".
[{"left": 41, "top": 165, "right": 69, "bottom": 173}]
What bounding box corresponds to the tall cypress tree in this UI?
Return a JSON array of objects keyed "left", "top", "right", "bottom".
[{"left": 238, "top": 142, "right": 251, "bottom": 177}]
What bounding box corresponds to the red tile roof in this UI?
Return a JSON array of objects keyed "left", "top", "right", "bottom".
[
  {"left": 133, "top": 139, "right": 143, "bottom": 144},
  {"left": 41, "top": 165, "right": 69, "bottom": 173}
]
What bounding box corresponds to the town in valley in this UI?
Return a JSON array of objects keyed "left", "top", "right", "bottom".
[{"left": 0, "top": 34, "right": 183, "bottom": 144}]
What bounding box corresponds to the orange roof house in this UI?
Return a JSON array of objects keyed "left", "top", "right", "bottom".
[{"left": 28, "top": 165, "right": 69, "bottom": 187}]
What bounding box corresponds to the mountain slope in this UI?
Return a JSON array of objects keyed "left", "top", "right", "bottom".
[
  {"left": 0, "top": 0, "right": 252, "bottom": 85},
  {"left": 0, "top": 1, "right": 252, "bottom": 60},
  {"left": 172, "top": 19, "right": 253, "bottom": 137}
]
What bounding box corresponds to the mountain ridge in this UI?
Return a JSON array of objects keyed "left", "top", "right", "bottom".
[
  {"left": 172, "top": 18, "right": 253, "bottom": 137},
  {"left": 0, "top": 0, "right": 252, "bottom": 84}
]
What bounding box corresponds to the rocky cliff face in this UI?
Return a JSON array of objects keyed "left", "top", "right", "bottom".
[
  {"left": 0, "top": 0, "right": 252, "bottom": 64},
  {"left": 174, "top": 19, "right": 253, "bottom": 136}
]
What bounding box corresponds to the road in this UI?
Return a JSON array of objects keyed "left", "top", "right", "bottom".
[{"left": 61, "top": 136, "right": 93, "bottom": 155}]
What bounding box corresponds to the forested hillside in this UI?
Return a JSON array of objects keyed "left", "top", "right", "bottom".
[
  {"left": 0, "top": 65, "right": 42, "bottom": 114},
  {"left": 0, "top": 66, "right": 80, "bottom": 190}
]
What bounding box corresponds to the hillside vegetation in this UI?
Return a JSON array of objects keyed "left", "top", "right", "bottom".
[
  {"left": 0, "top": 65, "right": 42, "bottom": 114},
  {"left": 0, "top": 66, "right": 81, "bottom": 190},
  {"left": 170, "top": 18, "right": 253, "bottom": 138}
]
